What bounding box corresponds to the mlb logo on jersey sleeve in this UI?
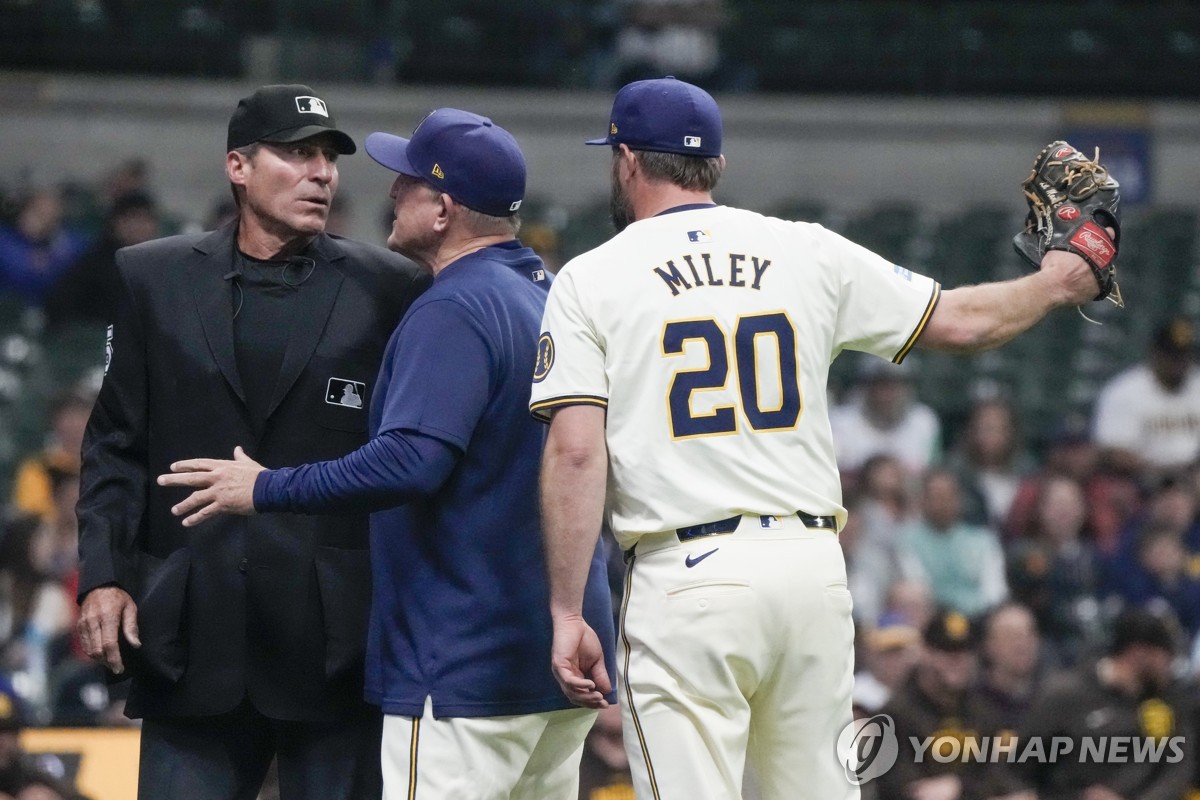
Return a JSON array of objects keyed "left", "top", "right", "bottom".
[
  {"left": 295, "top": 96, "right": 329, "bottom": 117},
  {"left": 687, "top": 230, "right": 712, "bottom": 243}
]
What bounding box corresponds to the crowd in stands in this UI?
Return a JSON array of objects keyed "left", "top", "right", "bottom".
[{"left": 2, "top": 160, "right": 1200, "bottom": 800}]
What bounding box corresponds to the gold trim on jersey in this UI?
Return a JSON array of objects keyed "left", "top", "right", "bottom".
[
  {"left": 620, "top": 554, "right": 663, "bottom": 799},
  {"left": 408, "top": 716, "right": 420, "bottom": 800},
  {"left": 893, "top": 282, "right": 941, "bottom": 364},
  {"left": 529, "top": 395, "right": 609, "bottom": 422}
]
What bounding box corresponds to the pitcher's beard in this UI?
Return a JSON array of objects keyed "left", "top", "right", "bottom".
[{"left": 610, "top": 164, "right": 634, "bottom": 233}]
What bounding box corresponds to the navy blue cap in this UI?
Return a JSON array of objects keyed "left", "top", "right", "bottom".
[
  {"left": 586, "top": 76, "right": 722, "bottom": 158},
  {"left": 365, "top": 108, "right": 526, "bottom": 218}
]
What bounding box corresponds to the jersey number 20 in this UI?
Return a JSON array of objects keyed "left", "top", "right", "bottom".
[{"left": 662, "top": 312, "right": 802, "bottom": 439}]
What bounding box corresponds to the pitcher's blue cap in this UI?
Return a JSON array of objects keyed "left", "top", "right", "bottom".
[
  {"left": 586, "top": 76, "right": 722, "bottom": 158},
  {"left": 365, "top": 108, "right": 526, "bottom": 217}
]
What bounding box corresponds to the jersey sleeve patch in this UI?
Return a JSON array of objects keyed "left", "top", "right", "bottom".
[{"left": 533, "top": 332, "right": 554, "bottom": 383}]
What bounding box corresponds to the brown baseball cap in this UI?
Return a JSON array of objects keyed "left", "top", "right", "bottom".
[
  {"left": 1152, "top": 317, "right": 1195, "bottom": 357},
  {"left": 923, "top": 610, "right": 976, "bottom": 652}
]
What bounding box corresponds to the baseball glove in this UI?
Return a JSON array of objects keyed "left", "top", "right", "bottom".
[{"left": 1012, "top": 140, "right": 1122, "bottom": 305}]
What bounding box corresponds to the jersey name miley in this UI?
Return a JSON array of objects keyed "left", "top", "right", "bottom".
[
  {"left": 653, "top": 252, "right": 772, "bottom": 296},
  {"left": 531, "top": 205, "right": 940, "bottom": 545}
]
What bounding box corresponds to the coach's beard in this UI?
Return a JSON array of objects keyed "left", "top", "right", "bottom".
[{"left": 610, "top": 164, "right": 634, "bottom": 233}]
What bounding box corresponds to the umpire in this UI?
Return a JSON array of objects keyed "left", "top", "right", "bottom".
[{"left": 74, "top": 84, "right": 426, "bottom": 799}]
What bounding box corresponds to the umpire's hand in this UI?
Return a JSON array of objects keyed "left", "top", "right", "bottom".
[{"left": 78, "top": 585, "right": 140, "bottom": 675}]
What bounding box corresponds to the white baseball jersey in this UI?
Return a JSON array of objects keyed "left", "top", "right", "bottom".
[
  {"left": 1093, "top": 363, "right": 1200, "bottom": 468},
  {"left": 530, "top": 205, "right": 939, "bottom": 548}
]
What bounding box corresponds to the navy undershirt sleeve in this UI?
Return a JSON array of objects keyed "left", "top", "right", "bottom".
[{"left": 253, "top": 428, "right": 459, "bottom": 515}]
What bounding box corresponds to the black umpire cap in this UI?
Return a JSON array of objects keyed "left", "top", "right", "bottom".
[{"left": 227, "top": 84, "right": 356, "bottom": 155}]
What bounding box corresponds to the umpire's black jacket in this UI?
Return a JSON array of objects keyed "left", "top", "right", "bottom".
[{"left": 77, "top": 222, "right": 426, "bottom": 721}]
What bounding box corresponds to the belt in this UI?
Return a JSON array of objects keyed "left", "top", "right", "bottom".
[{"left": 676, "top": 511, "right": 838, "bottom": 542}]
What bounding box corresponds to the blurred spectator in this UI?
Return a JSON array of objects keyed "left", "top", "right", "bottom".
[
  {"left": 830, "top": 358, "right": 942, "bottom": 476},
  {"left": 1006, "top": 413, "right": 1140, "bottom": 555},
  {"left": 1093, "top": 317, "right": 1200, "bottom": 477},
  {"left": 47, "top": 654, "right": 129, "bottom": 729},
  {"left": 899, "top": 470, "right": 1008, "bottom": 617},
  {"left": 1006, "top": 475, "right": 1104, "bottom": 664},
  {"left": 854, "top": 452, "right": 914, "bottom": 522},
  {"left": 10, "top": 388, "right": 93, "bottom": 524},
  {"left": 0, "top": 189, "right": 90, "bottom": 306},
  {"left": 882, "top": 579, "right": 936, "bottom": 632},
  {"left": 0, "top": 514, "right": 73, "bottom": 718},
  {"left": 1012, "top": 606, "right": 1196, "bottom": 800},
  {"left": 948, "top": 398, "right": 1035, "bottom": 529},
  {"left": 44, "top": 192, "right": 161, "bottom": 330},
  {"left": 613, "top": 0, "right": 725, "bottom": 87},
  {"left": 29, "top": 466, "right": 79, "bottom": 582},
  {"left": 877, "top": 610, "right": 1019, "bottom": 800},
  {"left": 577, "top": 704, "right": 633, "bottom": 799},
  {"left": 852, "top": 617, "right": 920, "bottom": 714},
  {"left": 1109, "top": 527, "right": 1200, "bottom": 639},
  {"left": 844, "top": 495, "right": 924, "bottom": 626},
  {"left": 98, "top": 158, "right": 150, "bottom": 211},
  {"left": 975, "top": 602, "right": 1042, "bottom": 732},
  {"left": 1105, "top": 474, "right": 1200, "bottom": 637},
  {"left": 0, "top": 679, "right": 83, "bottom": 799}
]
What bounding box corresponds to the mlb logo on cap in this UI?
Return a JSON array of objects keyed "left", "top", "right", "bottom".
[
  {"left": 586, "top": 76, "right": 722, "bottom": 158},
  {"left": 295, "top": 96, "right": 328, "bottom": 117},
  {"left": 226, "top": 84, "right": 356, "bottom": 154}
]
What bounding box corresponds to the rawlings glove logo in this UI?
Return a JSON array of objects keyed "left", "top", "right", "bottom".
[{"left": 1070, "top": 222, "right": 1115, "bottom": 268}]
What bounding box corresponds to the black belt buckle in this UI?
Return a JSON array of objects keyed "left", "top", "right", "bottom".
[
  {"left": 675, "top": 514, "right": 741, "bottom": 542},
  {"left": 798, "top": 511, "right": 838, "bottom": 532}
]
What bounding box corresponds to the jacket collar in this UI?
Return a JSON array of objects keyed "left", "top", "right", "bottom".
[{"left": 188, "top": 222, "right": 347, "bottom": 417}]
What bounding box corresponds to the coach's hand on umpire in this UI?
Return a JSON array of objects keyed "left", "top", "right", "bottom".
[{"left": 158, "top": 445, "right": 263, "bottom": 526}]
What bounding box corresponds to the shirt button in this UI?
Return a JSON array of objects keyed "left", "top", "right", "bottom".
[{"left": 238, "top": 558, "right": 248, "bottom": 574}]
